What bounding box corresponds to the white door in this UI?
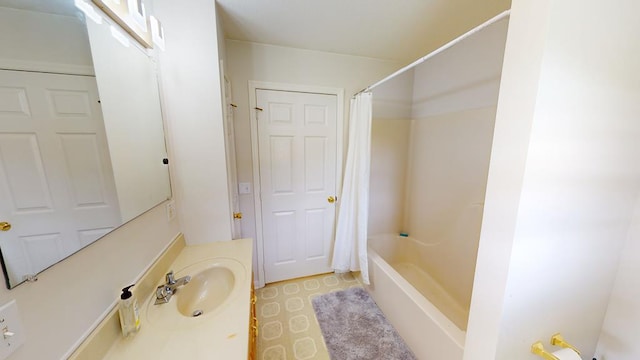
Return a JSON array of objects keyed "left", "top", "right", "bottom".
[
  {"left": 257, "top": 89, "right": 338, "bottom": 283},
  {"left": 0, "top": 70, "right": 121, "bottom": 285}
]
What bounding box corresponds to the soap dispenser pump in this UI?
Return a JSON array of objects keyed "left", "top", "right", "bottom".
[{"left": 118, "top": 284, "right": 141, "bottom": 337}]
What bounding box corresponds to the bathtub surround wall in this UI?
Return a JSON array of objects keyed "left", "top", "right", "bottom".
[
  {"left": 369, "top": 18, "right": 508, "bottom": 320},
  {"left": 371, "top": 70, "right": 414, "bottom": 120},
  {"left": 409, "top": 19, "right": 508, "bottom": 120},
  {"left": 369, "top": 70, "right": 414, "bottom": 236},
  {"left": 405, "top": 107, "right": 495, "bottom": 310},
  {"left": 369, "top": 118, "right": 411, "bottom": 235},
  {"left": 466, "top": 0, "right": 640, "bottom": 358}
]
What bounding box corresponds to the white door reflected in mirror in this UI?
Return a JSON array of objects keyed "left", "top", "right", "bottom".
[{"left": 0, "top": 70, "right": 121, "bottom": 286}]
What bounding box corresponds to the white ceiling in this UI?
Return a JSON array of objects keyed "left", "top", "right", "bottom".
[
  {"left": 216, "top": 0, "right": 511, "bottom": 63},
  {"left": 0, "top": 0, "right": 511, "bottom": 63}
]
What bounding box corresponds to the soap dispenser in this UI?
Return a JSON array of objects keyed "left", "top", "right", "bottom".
[{"left": 118, "top": 284, "right": 141, "bottom": 337}]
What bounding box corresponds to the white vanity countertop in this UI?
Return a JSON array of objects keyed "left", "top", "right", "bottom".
[{"left": 103, "top": 238, "right": 253, "bottom": 360}]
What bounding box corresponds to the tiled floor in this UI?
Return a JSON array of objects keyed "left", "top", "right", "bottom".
[{"left": 255, "top": 272, "right": 362, "bottom": 360}]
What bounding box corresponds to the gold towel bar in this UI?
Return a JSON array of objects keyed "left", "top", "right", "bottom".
[
  {"left": 531, "top": 341, "right": 560, "bottom": 360},
  {"left": 551, "top": 333, "right": 581, "bottom": 355},
  {"left": 532, "top": 333, "right": 581, "bottom": 359}
]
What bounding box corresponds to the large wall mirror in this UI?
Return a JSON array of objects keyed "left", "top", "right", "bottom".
[{"left": 0, "top": 0, "right": 171, "bottom": 288}]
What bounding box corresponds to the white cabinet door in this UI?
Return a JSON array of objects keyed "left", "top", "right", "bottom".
[
  {"left": 0, "top": 70, "right": 120, "bottom": 285},
  {"left": 257, "top": 89, "right": 337, "bottom": 283}
]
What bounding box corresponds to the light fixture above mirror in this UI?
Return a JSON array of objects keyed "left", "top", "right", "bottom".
[{"left": 91, "top": 0, "right": 152, "bottom": 48}]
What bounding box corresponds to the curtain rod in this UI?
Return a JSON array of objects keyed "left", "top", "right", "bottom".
[{"left": 353, "top": 9, "right": 511, "bottom": 98}]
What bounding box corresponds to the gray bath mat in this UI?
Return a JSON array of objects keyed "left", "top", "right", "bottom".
[{"left": 312, "top": 287, "right": 417, "bottom": 360}]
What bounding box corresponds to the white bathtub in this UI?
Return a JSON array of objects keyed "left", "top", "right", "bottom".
[{"left": 365, "top": 234, "right": 466, "bottom": 360}]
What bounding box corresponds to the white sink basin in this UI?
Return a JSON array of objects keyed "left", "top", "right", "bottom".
[
  {"left": 176, "top": 266, "right": 235, "bottom": 317},
  {"left": 146, "top": 257, "right": 246, "bottom": 328}
]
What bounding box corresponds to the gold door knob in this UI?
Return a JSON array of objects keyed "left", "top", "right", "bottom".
[
  {"left": 0, "top": 222, "right": 11, "bottom": 232},
  {"left": 328, "top": 196, "right": 337, "bottom": 204},
  {"left": 233, "top": 212, "right": 243, "bottom": 219}
]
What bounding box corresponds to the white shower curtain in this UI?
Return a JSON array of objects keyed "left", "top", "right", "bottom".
[{"left": 331, "top": 92, "right": 372, "bottom": 284}]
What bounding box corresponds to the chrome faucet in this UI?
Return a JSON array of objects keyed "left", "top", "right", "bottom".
[{"left": 154, "top": 270, "right": 191, "bottom": 305}]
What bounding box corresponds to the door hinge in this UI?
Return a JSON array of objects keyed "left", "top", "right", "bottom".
[
  {"left": 254, "top": 107, "right": 263, "bottom": 111},
  {"left": 233, "top": 212, "right": 243, "bottom": 220}
]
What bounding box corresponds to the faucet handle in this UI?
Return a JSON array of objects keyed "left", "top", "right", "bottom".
[
  {"left": 166, "top": 270, "right": 175, "bottom": 285},
  {"left": 155, "top": 285, "right": 173, "bottom": 304}
]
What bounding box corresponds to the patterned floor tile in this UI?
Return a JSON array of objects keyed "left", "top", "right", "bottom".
[{"left": 255, "top": 272, "right": 362, "bottom": 360}]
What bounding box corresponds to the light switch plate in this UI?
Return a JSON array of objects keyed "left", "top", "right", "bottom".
[
  {"left": 238, "top": 182, "right": 252, "bottom": 195},
  {"left": 0, "top": 300, "right": 25, "bottom": 359}
]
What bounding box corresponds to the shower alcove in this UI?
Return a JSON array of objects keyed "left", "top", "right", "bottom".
[{"left": 363, "top": 14, "right": 509, "bottom": 359}]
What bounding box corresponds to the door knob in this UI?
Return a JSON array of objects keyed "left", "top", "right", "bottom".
[
  {"left": 328, "top": 196, "right": 337, "bottom": 204},
  {"left": 0, "top": 222, "right": 11, "bottom": 231}
]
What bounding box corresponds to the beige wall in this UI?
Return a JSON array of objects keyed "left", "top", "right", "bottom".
[
  {"left": 225, "top": 40, "right": 402, "bottom": 280},
  {"left": 466, "top": 0, "right": 640, "bottom": 358}
]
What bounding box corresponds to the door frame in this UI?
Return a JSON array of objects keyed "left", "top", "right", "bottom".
[
  {"left": 249, "top": 81, "right": 344, "bottom": 288},
  {"left": 220, "top": 61, "right": 241, "bottom": 239}
]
